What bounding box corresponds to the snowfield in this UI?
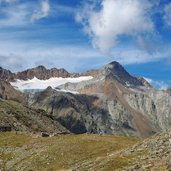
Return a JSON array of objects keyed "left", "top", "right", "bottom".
[{"left": 10, "top": 76, "right": 93, "bottom": 92}]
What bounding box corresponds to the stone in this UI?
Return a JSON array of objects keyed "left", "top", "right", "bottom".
[{"left": 41, "top": 132, "right": 49, "bottom": 137}]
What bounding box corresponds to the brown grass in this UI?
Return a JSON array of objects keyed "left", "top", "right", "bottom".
[{"left": 0, "top": 132, "right": 140, "bottom": 171}]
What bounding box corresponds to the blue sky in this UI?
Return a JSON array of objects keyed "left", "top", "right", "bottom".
[{"left": 0, "top": 0, "right": 171, "bottom": 88}]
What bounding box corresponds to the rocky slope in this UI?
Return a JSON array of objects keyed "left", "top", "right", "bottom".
[
  {"left": 122, "top": 130, "right": 171, "bottom": 171},
  {"left": 0, "top": 67, "right": 15, "bottom": 81},
  {"left": 0, "top": 130, "right": 170, "bottom": 171},
  {"left": 0, "top": 99, "right": 68, "bottom": 133},
  {"left": 0, "top": 80, "right": 25, "bottom": 103},
  {"left": 31, "top": 87, "right": 113, "bottom": 134}
]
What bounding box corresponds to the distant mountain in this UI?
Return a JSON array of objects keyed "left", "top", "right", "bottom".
[
  {"left": 0, "top": 62, "right": 150, "bottom": 88},
  {"left": 0, "top": 65, "right": 80, "bottom": 81},
  {"left": 101, "top": 61, "right": 145, "bottom": 86},
  {"left": 16, "top": 65, "right": 73, "bottom": 80},
  {"left": 0, "top": 61, "right": 170, "bottom": 137}
]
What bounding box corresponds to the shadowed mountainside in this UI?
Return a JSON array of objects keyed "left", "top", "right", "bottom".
[{"left": 0, "top": 99, "right": 69, "bottom": 133}]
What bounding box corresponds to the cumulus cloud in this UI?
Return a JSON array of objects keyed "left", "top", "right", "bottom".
[
  {"left": 31, "top": 0, "right": 50, "bottom": 22},
  {"left": 163, "top": 3, "right": 171, "bottom": 27},
  {"left": 76, "top": 0, "right": 154, "bottom": 53}
]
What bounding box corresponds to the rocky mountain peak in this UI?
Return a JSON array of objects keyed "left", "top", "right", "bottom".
[
  {"left": 34, "top": 65, "right": 47, "bottom": 70},
  {"left": 104, "top": 61, "right": 123, "bottom": 73},
  {"left": 105, "top": 61, "right": 122, "bottom": 70},
  {"left": 0, "top": 67, "right": 15, "bottom": 81},
  {"left": 102, "top": 61, "right": 144, "bottom": 86}
]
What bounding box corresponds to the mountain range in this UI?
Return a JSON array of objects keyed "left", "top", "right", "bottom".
[{"left": 0, "top": 61, "right": 170, "bottom": 138}]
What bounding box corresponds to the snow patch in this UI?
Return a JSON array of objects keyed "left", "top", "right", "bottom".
[
  {"left": 10, "top": 76, "right": 93, "bottom": 92},
  {"left": 55, "top": 88, "right": 79, "bottom": 94}
]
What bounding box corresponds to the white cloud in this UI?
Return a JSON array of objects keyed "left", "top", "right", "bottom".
[
  {"left": 0, "top": 2, "right": 30, "bottom": 26},
  {"left": 0, "top": 0, "right": 51, "bottom": 27},
  {"left": 143, "top": 77, "right": 153, "bottom": 84},
  {"left": 164, "top": 3, "right": 171, "bottom": 26},
  {"left": 31, "top": 0, "right": 50, "bottom": 22},
  {"left": 76, "top": 0, "right": 154, "bottom": 53},
  {"left": 144, "top": 77, "right": 170, "bottom": 90},
  {"left": 0, "top": 39, "right": 170, "bottom": 72}
]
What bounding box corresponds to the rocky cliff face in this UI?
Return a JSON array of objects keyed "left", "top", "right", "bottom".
[{"left": 124, "top": 89, "right": 171, "bottom": 132}]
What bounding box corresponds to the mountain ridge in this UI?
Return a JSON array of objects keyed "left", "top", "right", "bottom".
[
  {"left": 0, "top": 61, "right": 152, "bottom": 88},
  {"left": 0, "top": 61, "right": 170, "bottom": 138}
]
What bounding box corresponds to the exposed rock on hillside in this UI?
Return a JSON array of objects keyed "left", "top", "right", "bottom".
[
  {"left": 57, "top": 62, "right": 171, "bottom": 137},
  {"left": 31, "top": 86, "right": 155, "bottom": 137},
  {"left": 101, "top": 61, "right": 145, "bottom": 86},
  {"left": 122, "top": 130, "right": 171, "bottom": 170},
  {"left": 31, "top": 87, "right": 114, "bottom": 134},
  {"left": 16, "top": 65, "right": 72, "bottom": 80},
  {"left": 0, "top": 67, "right": 15, "bottom": 81},
  {"left": 0, "top": 99, "right": 69, "bottom": 133},
  {"left": 0, "top": 81, "right": 25, "bottom": 103}
]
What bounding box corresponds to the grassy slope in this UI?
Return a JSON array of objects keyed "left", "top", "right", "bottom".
[
  {"left": 0, "top": 132, "right": 140, "bottom": 171},
  {"left": 1, "top": 132, "right": 169, "bottom": 171}
]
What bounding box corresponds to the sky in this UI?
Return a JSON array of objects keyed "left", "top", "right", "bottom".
[{"left": 0, "top": 0, "right": 171, "bottom": 89}]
